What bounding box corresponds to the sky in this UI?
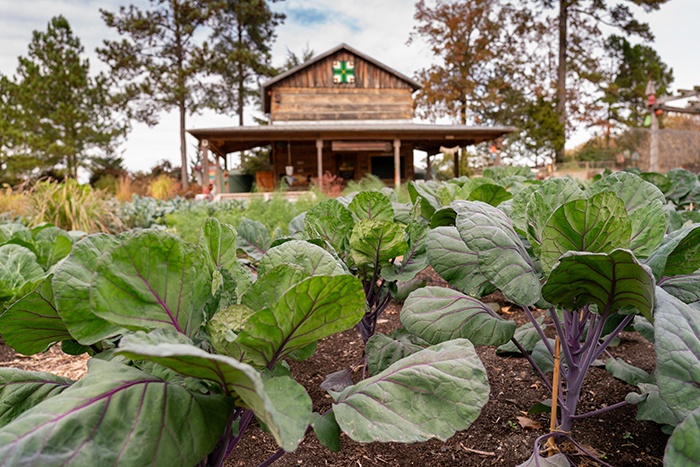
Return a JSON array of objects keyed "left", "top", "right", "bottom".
[{"left": 1, "top": 0, "right": 698, "bottom": 175}]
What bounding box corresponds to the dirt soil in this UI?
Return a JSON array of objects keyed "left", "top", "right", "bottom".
[{"left": 0, "top": 273, "right": 669, "bottom": 467}]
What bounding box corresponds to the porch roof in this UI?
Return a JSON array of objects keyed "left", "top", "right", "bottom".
[{"left": 187, "top": 122, "right": 518, "bottom": 156}]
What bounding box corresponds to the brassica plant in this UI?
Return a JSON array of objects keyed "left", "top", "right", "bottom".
[{"left": 0, "top": 217, "right": 490, "bottom": 467}]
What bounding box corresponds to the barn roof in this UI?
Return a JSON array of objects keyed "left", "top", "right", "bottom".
[{"left": 261, "top": 43, "right": 422, "bottom": 113}]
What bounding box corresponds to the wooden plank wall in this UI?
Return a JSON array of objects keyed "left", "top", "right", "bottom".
[{"left": 270, "top": 51, "right": 414, "bottom": 122}]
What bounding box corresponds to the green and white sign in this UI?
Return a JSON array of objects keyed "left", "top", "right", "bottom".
[{"left": 333, "top": 60, "right": 355, "bottom": 84}]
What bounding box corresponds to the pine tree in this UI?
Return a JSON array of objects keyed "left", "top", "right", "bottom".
[{"left": 0, "top": 16, "right": 125, "bottom": 180}]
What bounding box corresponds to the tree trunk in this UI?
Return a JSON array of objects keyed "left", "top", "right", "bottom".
[
  {"left": 555, "top": 0, "right": 569, "bottom": 163},
  {"left": 179, "top": 99, "right": 189, "bottom": 189}
]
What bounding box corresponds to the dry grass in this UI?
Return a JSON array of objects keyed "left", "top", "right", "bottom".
[
  {"left": 148, "top": 174, "right": 179, "bottom": 200},
  {"left": 0, "top": 346, "right": 89, "bottom": 380},
  {"left": 0, "top": 185, "right": 29, "bottom": 219}
]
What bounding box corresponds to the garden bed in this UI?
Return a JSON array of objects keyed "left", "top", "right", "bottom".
[{"left": 0, "top": 294, "right": 667, "bottom": 467}]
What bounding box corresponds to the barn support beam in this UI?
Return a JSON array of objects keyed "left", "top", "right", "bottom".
[
  {"left": 394, "top": 138, "right": 401, "bottom": 189},
  {"left": 316, "top": 139, "right": 324, "bottom": 186},
  {"left": 201, "top": 141, "right": 210, "bottom": 194},
  {"left": 214, "top": 154, "right": 222, "bottom": 195}
]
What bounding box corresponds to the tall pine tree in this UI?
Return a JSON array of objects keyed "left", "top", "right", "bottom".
[{"left": 0, "top": 16, "right": 126, "bottom": 180}]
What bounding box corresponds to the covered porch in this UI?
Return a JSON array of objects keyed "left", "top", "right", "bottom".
[{"left": 188, "top": 123, "right": 517, "bottom": 192}]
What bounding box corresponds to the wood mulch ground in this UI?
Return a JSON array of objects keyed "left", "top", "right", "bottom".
[{"left": 0, "top": 269, "right": 668, "bottom": 467}]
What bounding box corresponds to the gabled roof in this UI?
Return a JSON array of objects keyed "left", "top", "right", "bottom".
[{"left": 262, "top": 43, "right": 422, "bottom": 112}]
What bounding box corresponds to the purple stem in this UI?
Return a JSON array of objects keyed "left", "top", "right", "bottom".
[
  {"left": 210, "top": 408, "right": 239, "bottom": 467},
  {"left": 521, "top": 305, "right": 556, "bottom": 356},
  {"left": 571, "top": 400, "right": 630, "bottom": 419},
  {"left": 590, "top": 314, "right": 635, "bottom": 362},
  {"left": 222, "top": 410, "right": 255, "bottom": 459},
  {"left": 549, "top": 308, "right": 574, "bottom": 379},
  {"left": 256, "top": 449, "right": 285, "bottom": 467}
]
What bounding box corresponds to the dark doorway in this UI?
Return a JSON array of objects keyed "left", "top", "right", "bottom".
[{"left": 371, "top": 156, "right": 404, "bottom": 179}]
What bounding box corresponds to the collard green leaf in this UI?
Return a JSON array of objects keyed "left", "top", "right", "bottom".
[
  {"left": 659, "top": 270, "right": 700, "bottom": 304},
  {"left": 515, "top": 452, "right": 570, "bottom": 467},
  {"left": 237, "top": 218, "right": 271, "bottom": 261},
  {"left": 626, "top": 383, "right": 682, "bottom": 426},
  {"left": 634, "top": 316, "right": 655, "bottom": 343},
  {"left": 349, "top": 219, "right": 407, "bottom": 267},
  {"left": 496, "top": 316, "right": 544, "bottom": 354},
  {"left": 90, "top": 230, "right": 211, "bottom": 338},
  {"left": 236, "top": 275, "right": 365, "bottom": 366},
  {"left": 645, "top": 224, "right": 700, "bottom": 281},
  {"left": 454, "top": 200, "right": 541, "bottom": 306},
  {"left": 365, "top": 331, "right": 427, "bottom": 375},
  {"left": 0, "top": 223, "right": 32, "bottom": 245},
  {"left": 666, "top": 168, "right": 698, "bottom": 200},
  {"left": 288, "top": 212, "right": 306, "bottom": 236},
  {"left": 333, "top": 339, "right": 488, "bottom": 443},
  {"left": 0, "top": 369, "right": 72, "bottom": 428},
  {"left": 198, "top": 217, "right": 238, "bottom": 272},
  {"left": 0, "top": 276, "right": 72, "bottom": 355},
  {"left": 639, "top": 172, "right": 672, "bottom": 194},
  {"left": 205, "top": 304, "right": 256, "bottom": 359},
  {"left": 653, "top": 287, "right": 700, "bottom": 421},
  {"left": 305, "top": 199, "right": 354, "bottom": 252},
  {"left": 586, "top": 171, "right": 668, "bottom": 256},
  {"left": 310, "top": 411, "right": 341, "bottom": 452},
  {"left": 541, "top": 250, "right": 655, "bottom": 321},
  {"left": 389, "top": 277, "right": 427, "bottom": 301},
  {"left": 539, "top": 192, "right": 631, "bottom": 274},
  {"left": 381, "top": 221, "right": 428, "bottom": 282},
  {"left": 425, "top": 226, "right": 494, "bottom": 297},
  {"left": 117, "top": 332, "right": 310, "bottom": 452},
  {"left": 664, "top": 404, "right": 700, "bottom": 466},
  {"left": 509, "top": 185, "right": 540, "bottom": 235},
  {"left": 525, "top": 178, "right": 587, "bottom": 254},
  {"left": 34, "top": 227, "right": 72, "bottom": 269},
  {"left": 0, "top": 359, "right": 231, "bottom": 467},
  {"left": 242, "top": 264, "right": 310, "bottom": 311},
  {"left": 429, "top": 206, "right": 457, "bottom": 228},
  {"left": 468, "top": 183, "right": 512, "bottom": 207},
  {"left": 605, "top": 357, "right": 650, "bottom": 386},
  {"left": 401, "top": 286, "right": 516, "bottom": 346},
  {"left": 348, "top": 191, "right": 394, "bottom": 222},
  {"left": 52, "top": 233, "right": 125, "bottom": 344},
  {"left": 408, "top": 180, "right": 442, "bottom": 219},
  {"left": 258, "top": 240, "right": 345, "bottom": 277},
  {"left": 0, "top": 244, "right": 45, "bottom": 294},
  {"left": 392, "top": 202, "right": 413, "bottom": 225}
]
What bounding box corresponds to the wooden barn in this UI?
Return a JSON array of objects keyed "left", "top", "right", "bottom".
[{"left": 188, "top": 43, "right": 516, "bottom": 192}]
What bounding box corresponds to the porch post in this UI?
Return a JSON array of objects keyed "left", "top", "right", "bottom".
[
  {"left": 393, "top": 138, "right": 401, "bottom": 189},
  {"left": 201, "top": 140, "right": 209, "bottom": 194},
  {"left": 316, "top": 139, "right": 323, "bottom": 186},
  {"left": 214, "top": 153, "right": 222, "bottom": 196},
  {"left": 454, "top": 149, "right": 460, "bottom": 178}
]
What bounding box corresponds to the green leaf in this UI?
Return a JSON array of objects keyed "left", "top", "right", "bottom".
[
  {"left": 381, "top": 221, "right": 428, "bottom": 282},
  {"left": 425, "top": 226, "right": 494, "bottom": 297},
  {"left": 408, "top": 180, "right": 442, "bottom": 219},
  {"left": 666, "top": 168, "right": 698, "bottom": 200},
  {"left": 454, "top": 200, "right": 541, "bottom": 306},
  {"left": 236, "top": 275, "right": 365, "bottom": 366},
  {"left": 468, "top": 183, "right": 512, "bottom": 206},
  {"left": 659, "top": 269, "right": 700, "bottom": 304},
  {"left": 389, "top": 277, "right": 427, "bottom": 301},
  {"left": 90, "top": 230, "right": 211, "bottom": 338},
  {"left": 515, "top": 452, "right": 570, "bottom": 467},
  {"left": 392, "top": 202, "right": 413, "bottom": 225},
  {"left": 429, "top": 206, "right": 457, "bottom": 228},
  {"left": 539, "top": 192, "right": 632, "bottom": 274},
  {"left": 34, "top": 227, "right": 73, "bottom": 271},
  {"left": 333, "top": 339, "right": 488, "bottom": 443},
  {"left": 198, "top": 217, "right": 238, "bottom": 272},
  {"left": 401, "top": 286, "right": 516, "bottom": 346},
  {"left": 639, "top": 172, "right": 672, "bottom": 194},
  {"left": 0, "top": 244, "right": 45, "bottom": 294},
  {"left": 310, "top": 411, "right": 341, "bottom": 452},
  {"left": 258, "top": 240, "right": 345, "bottom": 277},
  {"left": 508, "top": 185, "right": 540, "bottom": 235},
  {"left": 349, "top": 219, "right": 408, "bottom": 267},
  {"left": 542, "top": 250, "right": 655, "bottom": 321},
  {"left": 237, "top": 218, "right": 271, "bottom": 261},
  {"left": 586, "top": 171, "right": 668, "bottom": 257},
  {"left": 634, "top": 316, "right": 655, "bottom": 343},
  {"left": 664, "top": 405, "right": 700, "bottom": 466},
  {"left": 653, "top": 288, "right": 700, "bottom": 421},
  {"left": 242, "top": 264, "right": 310, "bottom": 311},
  {"left": 0, "top": 369, "right": 72, "bottom": 428},
  {"left": 626, "top": 383, "right": 682, "bottom": 426},
  {"left": 0, "top": 223, "right": 32, "bottom": 245},
  {"left": 0, "top": 276, "right": 72, "bottom": 355},
  {"left": 605, "top": 357, "right": 650, "bottom": 386},
  {"left": 645, "top": 224, "right": 700, "bottom": 281},
  {"left": 61, "top": 340, "right": 90, "bottom": 356},
  {"left": 305, "top": 199, "right": 354, "bottom": 252},
  {"left": 348, "top": 191, "right": 394, "bottom": 222},
  {"left": 365, "top": 330, "right": 427, "bottom": 375},
  {"left": 0, "top": 359, "right": 231, "bottom": 467},
  {"left": 52, "top": 233, "right": 125, "bottom": 345},
  {"left": 288, "top": 212, "right": 306, "bottom": 236},
  {"left": 205, "top": 304, "right": 257, "bottom": 359},
  {"left": 496, "top": 317, "right": 544, "bottom": 354},
  {"left": 117, "top": 330, "right": 310, "bottom": 452}
]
